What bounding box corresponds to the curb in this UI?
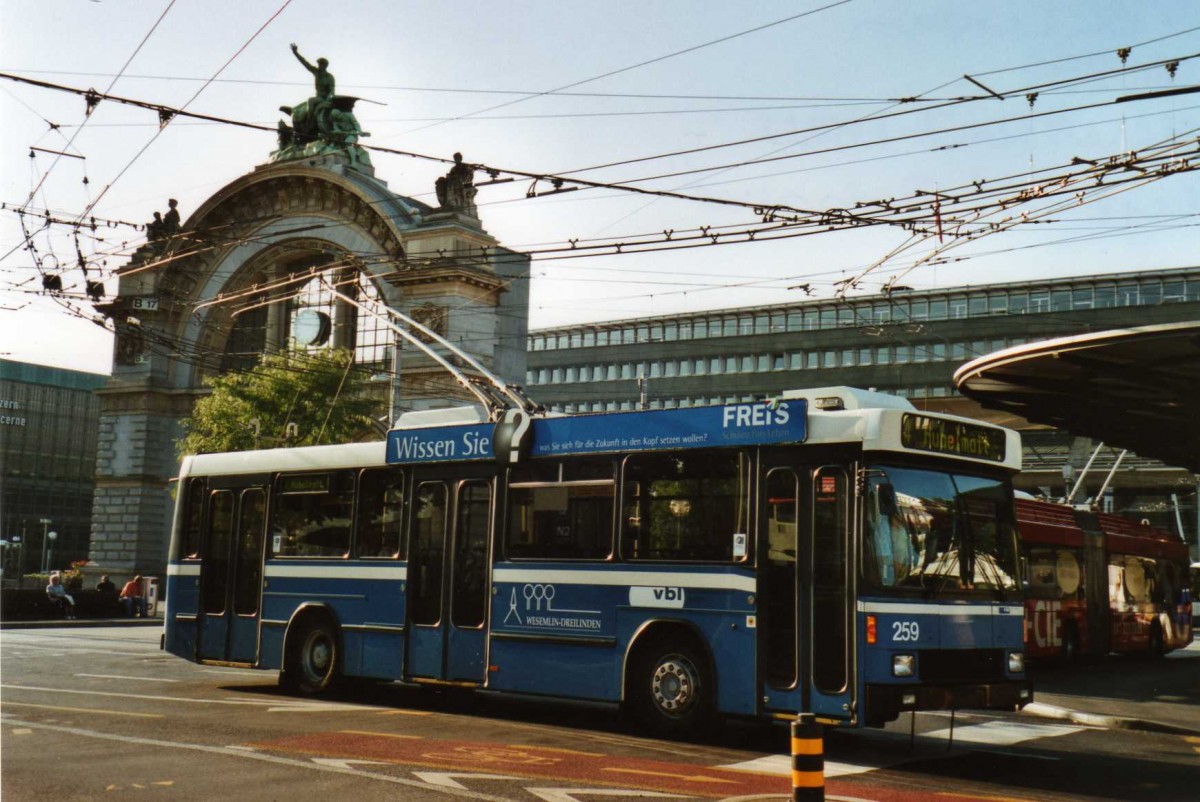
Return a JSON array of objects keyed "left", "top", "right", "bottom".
[
  {"left": 0, "top": 618, "right": 163, "bottom": 631},
  {"left": 1020, "top": 701, "right": 1200, "bottom": 736}
]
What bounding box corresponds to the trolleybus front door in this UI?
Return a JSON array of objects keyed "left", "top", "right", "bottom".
[
  {"left": 759, "top": 461, "right": 855, "bottom": 722},
  {"left": 808, "top": 465, "right": 855, "bottom": 722},
  {"left": 198, "top": 483, "right": 266, "bottom": 664},
  {"left": 407, "top": 475, "right": 494, "bottom": 683}
]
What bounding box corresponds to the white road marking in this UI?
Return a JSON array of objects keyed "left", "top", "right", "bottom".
[
  {"left": 10, "top": 728, "right": 32, "bottom": 735},
  {"left": 721, "top": 720, "right": 1083, "bottom": 778},
  {"left": 311, "top": 757, "right": 390, "bottom": 770},
  {"left": 2, "top": 643, "right": 149, "bottom": 657},
  {"left": 526, "top": 791, "right": 685, "bottom": 802},
  {"left": 923, "top": 720, "right": 1083, "bottom": 745},
  {"left": 719, "top": 753, "right": 902, "bottom": 778},
  {"left": 76, "top": 673, "right": 180, "bottom": 683},
  {"left": 0, "top": 684, "right": 374, "bottom": 711},
  {"left": 414, "top": 772, "right": 522, "bottom": 790},
  {"left": 0, "top": 717, "right": 508, "bottom": 801}
]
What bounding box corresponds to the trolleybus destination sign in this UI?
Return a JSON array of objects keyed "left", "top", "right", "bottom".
[
  {"left": 900, "top": 412, "right": 1007, "bottom": 462},
  {"left": 386, "top": 400, "right": 808, "bottom": 465}
]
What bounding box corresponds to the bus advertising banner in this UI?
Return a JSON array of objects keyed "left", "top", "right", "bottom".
[{"left": 386, "top": 399, "right": 808, "bottom": 465}]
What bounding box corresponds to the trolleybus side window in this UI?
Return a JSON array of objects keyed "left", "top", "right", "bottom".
[
  {"left": 182, "top": 478, "right": 206, "bottom": 559},
  {"left": 410, "top": 483, "right": 448, "bottom": 625},
  {"left": 620, "top": 451, "right": 751, "bottom": 562},
  {"left": 451, "top": 480, "right": 491, "bottom": 628},
  {"left": 1109, "top": 554, "right": 1159, "bottom": 605},
  {"left": 812, "top": 466, "right": 849, "bottom": 694},
  {"left": 233, "top": 488, "right": 265, "bottom": 616},
  {"left": 506, "top": 459, "right": 616, "bottom": 560},
  {"left": 356, "top": 468, "right": 405, "bottom": 559},
  {"left": 203, "top": 491, "right": 235, "bottom": 615},
  {"left": 1026, "top": 547, "right": 1083, "bottom": 600},
  {"left": 271, "top": 471, "right": 355, "bottom": 558}
]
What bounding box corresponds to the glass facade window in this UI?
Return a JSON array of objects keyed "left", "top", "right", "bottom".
[
  {"left": 989, "top": 293, "right": 1007, "bottom": 314},
  {"left": 790, "top": 352, "right": 804, "bottom": 369},
  {"left": 710, "top": 357, "right": 723, "bottom": 374},
  {"left": 1140, "top": 281, "right": 1162, "bottom": 305},
  {"left": 1009, "top": 292, "right": 1028, "bottom": 314},
  {"left": 930, "top": 298, "right": 947, "bottom": 319},
  {"left": 741, "top": 355, "right": 754, "bottom": 372},
  {"left": 1030, "top": 290, "right": 1050, "bottom": 312},
  {"left": 968, "top": 294, "right": 987, "bottom": 316},
  {"left": 755, "top": 314, "right": 770, "bottom": 334},
  {"left": 804, "top": 310, "right": 819, "bottom": 330},
  {"left": 841, "top": 349, "right": 854, "bottom": 367},
  {"left": 895, "top": 345, "right": 910, "bottom": 364},
  {"left": 551, "top": 368, "right": 563, "bottom": 383},
  {"left": 858, "top": 348, "right": 872, "bottom": 365},
  {"left": 787, "top": 311, "right": 804, "bottom": 331},
  {"left": 910, "top": 300, "right": 928, "bottom": 320},
  {"left": 1163, "top": 281, "right": 1185, "bottom": 302},
  {"left": 694, "top": 358, "right": 707, "bottom": 375},
  {"left": 823, "top": 350, "right": 837, "bottom": 368},
  {"left": 949, "top": 297, "right": 967, "bottom": 318},
  {"left": 582, "top": 330, "right": 595, "bottom": 347},
  {"left": 1051, "top": 290, "right": 1071, "bottom": 311},
  {"left": 725, "top": 355, "right": 737, "bottom": 372},
  {"left": 565, "top": 367, "right": 577, "bottom": 382}
]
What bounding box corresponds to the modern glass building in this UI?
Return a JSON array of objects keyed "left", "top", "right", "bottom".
[
  {"left": 0, "top": 360, "right": 106, "bottom": 578},
  {"left": 525, "top": 266, "right": 1200, "bottom": 545}
]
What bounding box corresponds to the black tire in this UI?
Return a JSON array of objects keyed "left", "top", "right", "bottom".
[
  {"left": 1062, "top": 624, "right": 1080, "bottom": 663},
  {"left": 1147, "top": 623, "right": 1165, "bottom": 658},
  {"left": 627, "top": 637, "right": 715, "bottom": 738},
  {"left": 280, "top": 619, "right": 340, "bottom": 695}
]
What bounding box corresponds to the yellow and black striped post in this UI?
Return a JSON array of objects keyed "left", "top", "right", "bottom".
[{"left": 791, "top": 713, "right": 824, "bottom": 801}]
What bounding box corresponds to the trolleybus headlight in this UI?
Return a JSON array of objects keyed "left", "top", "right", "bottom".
[
  {"left": 892, "top": 654, "right": 915, "bottom": 677},
  {"left": 901, "top": 693, "right": 917, "bottom": 706},
  {"left": 1008, "top": 651, "right": 1025, "bottom": 673}
]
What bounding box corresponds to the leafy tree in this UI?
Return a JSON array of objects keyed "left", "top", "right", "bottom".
[{"left": 177, "top": 348, "right": 382, "bottom": 457}]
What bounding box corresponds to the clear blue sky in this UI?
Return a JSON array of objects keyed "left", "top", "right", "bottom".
[{"left": 2, "top": 0, "right": 1198, "bottom": 373}]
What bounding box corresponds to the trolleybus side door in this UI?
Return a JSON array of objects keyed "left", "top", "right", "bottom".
[
  {"left": 198, "top": 479, "right": 267, "bottom": 664},
  {"left": 406, "top": 471, "right": 494, "bottom": 683}
]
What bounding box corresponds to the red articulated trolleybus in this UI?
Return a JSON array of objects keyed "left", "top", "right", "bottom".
[{"left": 1016, "top": 497, "right": 1193, "bottom": 661}]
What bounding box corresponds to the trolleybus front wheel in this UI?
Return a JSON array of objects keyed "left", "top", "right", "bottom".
[
  {"left": 281, "top": 619, "right": 340, "bottom": 695},
  {"left": 628, "top": 637, "right": 714, "bottom": 737}
]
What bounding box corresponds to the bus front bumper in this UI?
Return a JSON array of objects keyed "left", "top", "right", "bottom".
[{"left": 864, "top": 680, "right": 1033, "bottom": 727}]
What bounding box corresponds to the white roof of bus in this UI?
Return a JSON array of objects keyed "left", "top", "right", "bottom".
[{"left": 180, "top": 441, "right": 386, "bottom": 479}]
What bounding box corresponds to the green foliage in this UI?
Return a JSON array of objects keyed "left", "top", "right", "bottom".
[{"left": 177, "top": 348, "right": 382, "bottom": 457}]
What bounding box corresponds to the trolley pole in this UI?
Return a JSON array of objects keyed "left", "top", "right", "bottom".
[{"left": 791, "top": 712, "right": 824, "bottom": 801}]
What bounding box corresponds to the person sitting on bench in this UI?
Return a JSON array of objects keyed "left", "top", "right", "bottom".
[
  {"left": 120, "top": 575, "right": 148, "bottom": 617},
  {"left": 46, "top": 572, "right": 77, "bottom": 619}
]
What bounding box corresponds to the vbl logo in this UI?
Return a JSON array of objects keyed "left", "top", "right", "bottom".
[{"left": 631, "top": 585, "right": 686, "bottom": 608}]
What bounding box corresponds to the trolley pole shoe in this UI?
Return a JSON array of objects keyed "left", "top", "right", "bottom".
[{"left": 791, "top": 713, "right": 824, "bottom": 801}]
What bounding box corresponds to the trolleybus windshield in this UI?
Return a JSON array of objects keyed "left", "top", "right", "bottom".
[{"left": 862, "top": 465, "right": 1019, "bottom": 598}]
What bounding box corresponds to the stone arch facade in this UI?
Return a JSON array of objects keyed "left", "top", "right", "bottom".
[{"left": 90, "top": 156, "right": 529, "bottom": 572}]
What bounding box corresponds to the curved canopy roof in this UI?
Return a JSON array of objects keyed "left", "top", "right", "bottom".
[{"left": 953, "top": 321, "right": 1200, "bottom": 472}]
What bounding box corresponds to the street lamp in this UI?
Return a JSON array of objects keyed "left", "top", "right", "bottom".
[
  {"left": 46, "top": 531, "right": 57, "bottom": 573},
  {"left": 39, "top": 518, "right": 51, "bottom": 574}
]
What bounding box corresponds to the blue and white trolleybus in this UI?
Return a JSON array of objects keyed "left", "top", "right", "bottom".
[{"left": 164, "top": 386, "right": 1031, "bottom": 734}]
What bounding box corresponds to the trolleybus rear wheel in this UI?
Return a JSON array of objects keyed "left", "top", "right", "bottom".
[
  {"left": 628, "top": 637, "right": 714, "bottom": 737},
  {"left": 281, "top": 620, "right": 340, "bottom": 695}
]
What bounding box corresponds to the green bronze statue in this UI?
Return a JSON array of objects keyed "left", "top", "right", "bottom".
[{"left": 273, "top": 44, "right": 370, "bottom": 167}]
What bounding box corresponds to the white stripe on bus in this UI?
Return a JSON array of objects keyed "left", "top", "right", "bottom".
[
  {"left": 858, "top": 600, "right": 1024, "bottom": 616},
  {"left": 491, "top": 567, "right": 755, "bottom": 592},
  {"left": 167, "top": 564, "right": 201, "bottom": 576},
  {"left": 264, "top": 564, "right": 408, "bottom": 581}
]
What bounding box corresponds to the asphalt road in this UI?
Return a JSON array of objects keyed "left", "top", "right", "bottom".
[{"left": 2, "top": 626, "right": 1197, "bottom": 801}]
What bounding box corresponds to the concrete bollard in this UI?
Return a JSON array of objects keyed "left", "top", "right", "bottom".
[{"left": 791, "top": 712, "right": 824, "bottom": 801}]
